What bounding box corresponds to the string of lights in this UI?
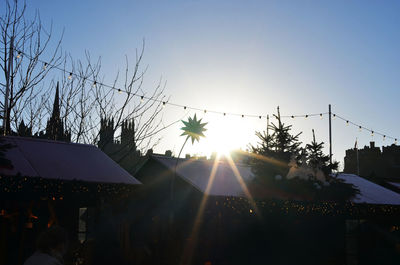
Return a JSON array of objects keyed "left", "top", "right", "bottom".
[
  {"left": 283, "top": 112, "right": 329, "bottom": 119},
  {"left": 333, "top": 113, "right": 398, "bottom": 144},
  {"left": 12, "top": 49, "right": 399, "bottom": 144}
]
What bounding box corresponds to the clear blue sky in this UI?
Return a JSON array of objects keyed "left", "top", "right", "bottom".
[{"left": 23, "top": 0, "right": 400, "bottom": 166}]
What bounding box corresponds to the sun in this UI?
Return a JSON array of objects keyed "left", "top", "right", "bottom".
[
  {"left": 182, "top": 112, "right": 265, "bottom": 158},
  {"left": 198, "top": 115, "right": 249, "bottom": 157},
  {"left": 214, "top": 141, "right": 233, "bottom": 156}
]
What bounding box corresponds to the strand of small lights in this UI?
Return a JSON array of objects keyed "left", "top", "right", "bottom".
[
  {"left": 14, "top": 50, "right": 271, "bottom": 119},
  {"left": 3, "top": 174, "right": 400, "bottom": 217},
  {"left": 12, "top": 49, "right": 400, "bottom": 142},
  {"left": 214, "top": 197, "right": 400, "bottom": 217},
  {"left": 13, "top": 50, "right": 334, "bottom": 120},
  {"left": 281, "top": 113, "right": 329, "bottom": 119},
  {"left": 334, "top": 113, "right": 398, "bottom": 144}
]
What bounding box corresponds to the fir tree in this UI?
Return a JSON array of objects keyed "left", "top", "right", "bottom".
[
  {"left": 269, "top": 107, "right": 302, "bottom": 155},
  {"left": 249, "top": 109, "right": 358, "bottom": 202},
  {"left": 305, "top": 129, "right": 338, "bottom": 176},
  {"left": 250, "top": 107, "right": 302, "bottom": 180}
]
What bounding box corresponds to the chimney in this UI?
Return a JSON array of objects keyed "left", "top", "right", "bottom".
[
  {"left": 165, "top": 150, "right": 172, "bottom": 157},
  {"left": 370, "top": 142, "right": 375, "bottom": 148}
]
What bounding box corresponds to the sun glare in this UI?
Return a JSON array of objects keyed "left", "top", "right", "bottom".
[
  {"left": 197, "top": 115, "right": 259, "bottom": 157},
  {"left": 214, "top": 141, "right": 233, "bottom": 156},
  {"left": 180, "top": 111, "right": 266, "bottom": 158},
  {"left": 204, "top": 123, "right": 237, "bottom": 156}
]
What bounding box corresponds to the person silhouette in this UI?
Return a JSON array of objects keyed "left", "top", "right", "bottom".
[{"left": 23, "top": 225, "right": 68, "bottom": 265}]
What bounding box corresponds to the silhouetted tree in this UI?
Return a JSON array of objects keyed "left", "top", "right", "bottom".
[
  {"left": 249, "top": 108, "right": 358, "bottom": 201},
  {"left": 1, "top": 1, "right": 171, "bottom": 158},
  {"left": 305, "top": 129, "right": 338, "bottom": 176},
  {"left": 1, "top": 0, "right": 62, "bottom": 134},
  {"left": 250, "top": 106, "right": 302, "bottom": 179}
]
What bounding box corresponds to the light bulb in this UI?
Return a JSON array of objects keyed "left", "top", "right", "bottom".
[
  {"left": 291, "top": 115, "right": 294, "bottom": 119},
  {"left": 320, "top": 113, "right": 323, "bottom": 119},
  {"left": 371, "top": 131, "right": 374, "bottom": 137},
  {"left": 259, "top": 116, "right": 261, "bottom": 119},
  {"left": 346, "top": 120, "right": 349, "bottom": 126},
  {"left": 16, "top": 51, "right": 21, "bottom": 58},
  {"left": 305, "top": 115, "right": 308, "bottom": 119},
  {"left": 383, "top": 135, "right": 386, "bottom": 141},
  {"left": 43, "top": 63, "right": 48, "bottom": 70},
  {"left": 241, "top": 114, "right": 244, "bottom": 118},
  {"left": 223, "top": 113, "right": 226, "bottom": 116},
  {"left": 204, "top": 110, "right": 207, "bottom": 113},
  {"left": 118, "top": 88, "right": 122, "bottom": 94},
  {"left": 395, "top": 139, "right": 398, "bottom": 145},
  {"left": 359, "top": 126, "right": 362, "bottom": 132},
  {"left": 68, "top": 72, "right": 72, "bottom": 80},
  {"left": 140, "top": 96, "right": 144, "bottom": 103},
  {"left": 333, "top": 114, "right": 336, "bottom": 119},
  {"left": 184, "top": 106, "right": 187, "bottom": 110},
  {"left": 163, "top": 102, "right": 166, "bottom": 108},
  {"left": 92, "top": 81, "right": 97, "bottom": 87}
]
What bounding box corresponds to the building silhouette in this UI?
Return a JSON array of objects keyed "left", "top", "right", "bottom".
[
  {"left": 98, "top": 117, "right": 141, "bottom": 172},
  {"left": 45, "top": 82, "right": 71, "bottom": 141},
  {"left": 344, "top": 141, "right": 400, "bottom": 180},
  {"left": 16, "top": 82, "right": 71, "bottom": 142},
  {"left": 16, "top": 120, "right": 32, "bottom": 137}
]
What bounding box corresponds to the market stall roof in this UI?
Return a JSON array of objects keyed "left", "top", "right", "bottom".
[
  {"left": 151, "top": 156, "right": 400, "bottom": 205},
  {"left": 387, "top": 181, "right": 400, "bottom": 190},
  {"left": 336, "top": 174, "right": 400, "bottom": 205},
  {"left": 153, "top": 155, "right": 254, "bottom": 196},
  {"left": 0, "top": 136, "right": 140, "bottom": 185}
]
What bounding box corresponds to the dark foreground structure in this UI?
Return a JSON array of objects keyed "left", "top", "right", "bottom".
[
  {"left": 131, "top": 155, "right": 400, "bottom": 265},
  {"left": 0, "top": 136, "right": 140, "bottom": 265},
  {"left": 2, "top": 143, "right": 400, "bottom": 265}
]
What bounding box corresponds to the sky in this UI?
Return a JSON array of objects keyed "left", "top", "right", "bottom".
[{"left": 18, "top": 0, "right": 400, "bottom": 166}]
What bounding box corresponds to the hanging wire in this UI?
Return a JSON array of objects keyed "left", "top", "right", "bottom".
[
  {"left": 13, "top": 49, "right": 400, "bottom": 142},
  {"left": 334, "top": 113, "right": 398, "bottom": 143},
  {"left": 282, "top": 113, "right": 328, "bottom": 118}
]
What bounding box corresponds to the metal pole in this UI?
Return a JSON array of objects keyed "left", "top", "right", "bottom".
[
  {"left": 329, "top": 104, "right": 332, "bottom": 167},
  {"left": 3, "top": 37, "right": 14, "bottom": 135}
]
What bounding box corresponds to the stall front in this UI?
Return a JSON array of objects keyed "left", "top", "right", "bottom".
[{"left": 0, "top": 136, "right": 140, "bottom": 265}]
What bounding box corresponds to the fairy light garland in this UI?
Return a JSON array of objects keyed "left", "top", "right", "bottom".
[
  {"left": 13, "top": 49, "right": 400, "bottom": 144},
  {"left": 215, "top": 197, "right": 400, "bottom": 217},
  {"left": 0, "top": 175, "right": 136, "bottom": 201},
  {"left": 211, "top": 197, "right": 400, "bottom": 217},
  {"left": 334, "top": 113, "right": 398, "bottom": 144}
]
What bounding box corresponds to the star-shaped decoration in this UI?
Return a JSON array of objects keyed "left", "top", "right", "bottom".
[{"left": 181, "top": 114, "right": 207, "bottom": 144}]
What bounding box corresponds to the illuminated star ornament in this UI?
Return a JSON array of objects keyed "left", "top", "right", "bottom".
[{"left": 181, "top": 114, "right": 207, "bottom": 144}]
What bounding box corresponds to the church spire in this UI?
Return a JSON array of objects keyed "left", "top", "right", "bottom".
[
  {"left": 45, "top": 82, "right": 70, "bottom": 142},
  {"left": 51, "top": 82, "right": 60, "bottom": 120}
]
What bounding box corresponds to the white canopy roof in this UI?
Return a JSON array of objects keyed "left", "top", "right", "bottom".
[
  {"left": 337, "top": 173, "right": 400, "bottom": 205},
  {"left": 0, "top": 136, "right": 140, "bottom": 185},
  {"left": 153, "top": 156, "right": 400, "bottom": 205},
  {"left": 388, "top": 181, "right": 400, "bottom": 189},
  {"left": 153, "top": 156, "right": 254, "bottom": 196}
]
